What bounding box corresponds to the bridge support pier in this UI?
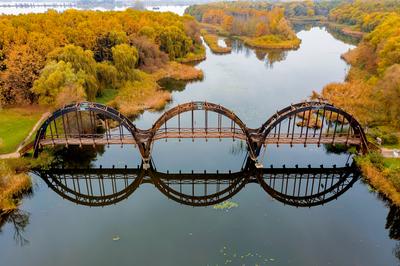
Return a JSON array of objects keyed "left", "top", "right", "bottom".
[{"left": 142, "top": 158, "right": 151, "bottom": 170}]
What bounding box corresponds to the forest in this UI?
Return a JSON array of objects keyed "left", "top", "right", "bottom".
[
  {"left": 320, "top": 1, "right": 400, "bottom": 131},
  {"left": 185, "top": 2, "right": 301, "bottom": 49},
  {"left": 318, "top": 0, "right": 400, "bottom": 204},
  {"left": 0, "top": 9, "right": 204, "bottom": 113}
]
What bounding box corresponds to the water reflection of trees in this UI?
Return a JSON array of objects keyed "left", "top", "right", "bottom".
[
  {"left": 385, "top": 205, "right": 400, "bottom": 263},
  {"left": 325, "top": 26, "right": 360, "bottom": 46},
  {"left": 230, "top": 39, "right": 287, "bottom": 68},
  {"left": 0, "top": 210, "right": 30, "bottom": 246},
  {"left": 254, "top": 49, "right": 288, "bottom": 68},
  {"left": 157, "top": 78, "right": 187, "bottom": 92},
  {"left": 0, "top": 187, "right": 32, "bottom": 246},
  {"left": 386, "top": 205, "right": 400, "bottom": 240},
  {"left": 292, "top": 22, "right": 323, "bottom": 33}
]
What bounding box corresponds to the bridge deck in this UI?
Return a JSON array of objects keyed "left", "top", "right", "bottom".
[{"left": 39, "top": 130, "right": 361, "bottom": 147}]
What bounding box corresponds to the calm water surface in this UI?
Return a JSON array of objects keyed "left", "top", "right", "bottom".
[{"left": 0, "top": 16, "right": 399, "bottom": 266}]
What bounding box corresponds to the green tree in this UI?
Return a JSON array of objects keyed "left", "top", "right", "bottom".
[
  {"left": 93, "top": 31, "right": 127, "bottom": 62},
  {"left": 49, "top": 45, "right": 99, "bottom": 99},
  {"left": 112, "top": 44, "right": 138, "bottom": 81},
  {"left": 156, "top": 26, "right": 192, "bottom": 60},
  {"left": 50, "top": 45, "right": 97, "bottom": 75},
  {"left": 31, "top": 61, "right": 86, "bottom": 106},
  {"left": 96, "top": 62, "right": 118, "bottom": 91}
]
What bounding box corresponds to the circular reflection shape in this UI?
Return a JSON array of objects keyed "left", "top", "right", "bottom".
[
  {"left": 35, "top": 168, "right": 144, "bottom": 207},
  {"left": 150, "top": 169, "right": 250, "bottom": 207},
  {"left": 256, "top": 166, "right": 360, "bottom": 207}
]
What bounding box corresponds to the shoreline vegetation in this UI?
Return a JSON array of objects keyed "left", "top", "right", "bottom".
[
  {"left": 1, "top": 1, "right": 400, "bottom": 211},
  {"left": 0, "top": 9, "right": 207, "bottom": 211},
  {"left": 239, "top": 0, "right": 400, "bottom": 206},
  {"left": 201, "top": 31, "right": 232, "bottom": 54},
  {"left": 0, "top": 153, "right": 53, "bottom": 211},
  {"left": 318, "top": 0, "right": 400, "bottom": 205},
  {"left": 185, "top": 3, "right": 302, "bottom": 50},
  {"left": 109, "top": 61, "right": 203, "bottom": 116}
]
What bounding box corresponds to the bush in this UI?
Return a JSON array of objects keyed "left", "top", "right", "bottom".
[
  {"left": 129, "top": 36, "right": 168, "bottom": 73},
  {"left": 367, "top": 152, "right": 385, "bottom": 170},
  {"left": 382, "top": 133, "right": 399, "bottom": 145},
  {"left": 388, "top": 170, "right": 400, "bottom": 192}
]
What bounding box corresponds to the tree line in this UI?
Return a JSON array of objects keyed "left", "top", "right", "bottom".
[
  {"left": 321, "top": 0, "right": 400, "bottom": 130},
  {"left": 185, "top": 2, "right": 299, "bottom": 48},
  {"left": 0, "top": 9, "right": 202, "bottom": 107}
]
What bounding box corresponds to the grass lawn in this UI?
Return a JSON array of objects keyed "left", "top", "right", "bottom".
[
  {"left": 0, "top": 108, "right": 42, "bottom": 154},
  {"left": 96, "top": 89, "right": 119, "bottom": 104},
  {"left": 384, "top": 158, "right": 400, "bottom": 170},
  {"left": 383, "top": 143, "right": 400, "bottom": 149}
]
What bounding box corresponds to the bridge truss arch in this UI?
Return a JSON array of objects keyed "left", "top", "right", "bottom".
[
  {"left": 146, "top": 101, "right": 257, "bottom": 160},
  {"left": 255, "top": 101, "right": 368, "bottom": 156},
  {"left": 33, "top": 102, "right": 144, "bottom": 158},
  {"left": 32, "top": 101, "right": 369, "bottom": 163}
]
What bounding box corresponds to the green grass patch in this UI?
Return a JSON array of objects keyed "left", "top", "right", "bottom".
[
  {"left": 368, "top": 126, "right": 400, "bottom": 148},
  {"left": 384, "top": 158, "right": 400, "bottom": 170},
  {"left": 96, "top": 88, "right": 119, "bottom": 104},
  {"left": 0, "top": 109, "right": 42, "bottom": 154}
]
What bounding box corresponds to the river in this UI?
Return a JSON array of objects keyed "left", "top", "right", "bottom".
[{"left": 0, "top": 5, "right": 399, "bottom": 266}]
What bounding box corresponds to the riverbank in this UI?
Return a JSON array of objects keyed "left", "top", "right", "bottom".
[
  {"left": 0, "top": 153, "right": 53, "bottom": 212},
  {"left": 326, "top": 22, "right": 364, "bottom": 39},
  {"left": 201, "top": 31, "right": 231, "bottom": 54},
  {"left": 356, "top": 153, "right": 400, "bottom": 206},
  {"left": 0, "top": 160, "right": 32, "bottom": 212},
  {"left": 186, "top": 4, "right": 302, "bottom": 51},
  {"left": 109, "top": 62, "right": 203, "bottom": 116},
  {"left": 0, "top": 106, "right": 48, "bottom": 155},
  {"left": 241, "top": 35, "right": 301, "bottom": 50}
]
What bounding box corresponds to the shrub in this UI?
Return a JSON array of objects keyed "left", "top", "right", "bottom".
[{"left": 382, "top": 133, "right": 399, "bottom": 145}]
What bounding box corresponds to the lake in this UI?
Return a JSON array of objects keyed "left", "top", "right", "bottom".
[{"left": 0, "top": 5, "right": 399, "bottom": 266}]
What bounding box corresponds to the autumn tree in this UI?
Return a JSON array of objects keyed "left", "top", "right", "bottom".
[
  {"left": 49, "top": 45, "right": 99, "bottom": 100},
  {"left": 31, "top": 61, "right": 86, "bottom": 106},
  {"left": 0, "top": 9, "right": 203, "bottom": 107},
  {"left": 0, "top": 45, "right": 44, "bottom": 105},
  {"left": 96, "top": 62, "right": 118, "bottom": 91},
  {"left": 112, "top": 44, "right": 139, "bottom": 81},
  {"left": 129, "top": 36, "right": 168, "bottom": 72},
  {"left": 156, "top": 26, "right": 192, "bottom": 60},
  {"left": 93, "top": 31, "right": 127, "bottom": 62}
]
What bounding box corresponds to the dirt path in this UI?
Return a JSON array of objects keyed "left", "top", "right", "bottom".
[
  {"left": 0, "top": 112, "right": 50, "bottom": 160},
  {"left": 381, "top": 147, "right": 400, "bottom": 158}
]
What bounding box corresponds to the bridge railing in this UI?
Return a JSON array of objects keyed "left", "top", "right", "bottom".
[{"left": 32, "top": 101, "right": 369, "bottom": 160}]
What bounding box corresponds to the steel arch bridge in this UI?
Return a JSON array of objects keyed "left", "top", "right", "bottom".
[
  {"left": 33, "top": 101, "right": 368, "bottom": 166},
  {"left": 34, "top": 164, "right": 360, "bottom": 207}
]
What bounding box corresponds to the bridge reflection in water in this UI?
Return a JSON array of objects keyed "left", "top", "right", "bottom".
[{"left": 34, "top": 163, "right": 360, "bottom": 207}]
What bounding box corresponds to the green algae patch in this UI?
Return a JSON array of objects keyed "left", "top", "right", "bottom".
[{"left": 213, "top": 201, "right": 238, "bottom": 210}]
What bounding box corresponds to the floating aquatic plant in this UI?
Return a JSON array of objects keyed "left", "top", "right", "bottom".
[{"left": 213, "top": 201, "right": 238, "bottom": 210}]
